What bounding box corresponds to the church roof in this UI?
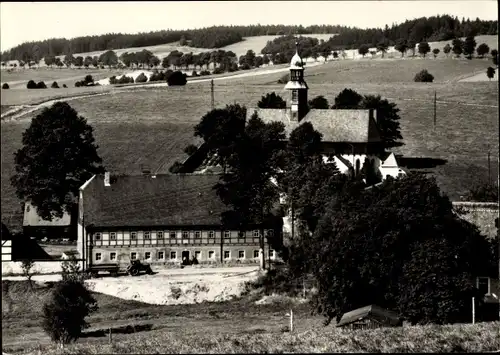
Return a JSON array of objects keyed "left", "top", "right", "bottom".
[
  {"left": 381, "top": 152, "right": 398, "bottom": 167},
  {"left": 247, "top": 108, "right": 381, "bottom": 143}
]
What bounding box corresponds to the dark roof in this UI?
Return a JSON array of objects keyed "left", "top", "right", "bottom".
[
  {"left": 247, "top": 108, "right": 381, "bottom": 143},
  {"left": 83, "top": 174, "right": 228, "bottom": 228},
  {"left": 336, "top": 305, "right": 401, "bottom": 327}
]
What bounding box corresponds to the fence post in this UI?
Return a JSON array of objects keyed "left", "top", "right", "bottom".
[
  {"left": 290, "top": 309, "right": 294, "bottom": 333},
  {"left": 472, "top": 297, "right": 475, "bottom": 324},
  {"left": 109, "top": 327, "right": 112, "bottom": 344}
]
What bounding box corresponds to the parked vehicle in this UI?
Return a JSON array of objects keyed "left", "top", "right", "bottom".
[{"left": 86, "top": 260, "right": 154, "bottom": 278}]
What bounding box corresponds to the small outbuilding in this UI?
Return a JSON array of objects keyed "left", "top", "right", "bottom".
[{"left": 336, "top": 305, "right": 402, "bottom": 330}]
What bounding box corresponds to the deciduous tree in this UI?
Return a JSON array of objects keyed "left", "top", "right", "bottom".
[
  {"left": 358, "top": 44, "right": 369, "bottom": 58},
  {"left": 98, "top": 50, "right": 118, "bottom": 69},
  {"left": 452, "top": 38, "right": 464, "bottom": 57},
  {"left": 331, "top": 88, "right": 363, "bottom": 109},
  {"left": 257, "top": 92, "right": 286, "bottom": 109},
  {"left": 462, "top": 36, "right": 477, "bottom": 59},
  {"left": 310, "top": 174, "right": 495, "bottom": 325},
  {"left": 432, "top": 48, "right": 440, "bottom": 58},
  {"left": 486, "top": 66, "right": 496, "bottom": 81},
  {"left": 418, "top": 42, "right": 431, "bottom": 58},
  {"left": 395, "top": 39, "right": 408, "bottom": 58},
  {"left": 443, "top": 43, "right": 451, "bottom": 57},
  {"left": 11, "top": 102, "right": 104, "bottom": 221},
  {"left": 476, "top": 43, "right": 490, "bottom": 58},
  {"left": 308, "top": 95, "right": 329, "bottom": 109}
]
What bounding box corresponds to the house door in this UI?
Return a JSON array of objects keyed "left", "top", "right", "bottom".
[{"left": 182, "top": 250, "right": 190, "bottom": 265}]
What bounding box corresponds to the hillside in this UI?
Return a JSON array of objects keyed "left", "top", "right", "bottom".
[{"left": 2, "top": 58, "right": 498, "bottom": 231}]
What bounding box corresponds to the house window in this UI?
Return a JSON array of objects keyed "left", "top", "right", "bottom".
[
  {"left": 131, "top": 232, "right": 137, "bottom": 240},
  {"left": 208, "top": 251, "right": 215, "bottom": 259},
  {"left": 110, "top": 252, "right": 116, "bottom": 261},
  {"left": 170, "top": 251, "right": 177, "bottom": 260},
  {"left": 95, "top": 253, "right": 102, "bottom": 261},
  {"left": 238, "top": 231, "right": 245, "bottom": 239},
  {"left": 477, "top": 277, "right": 490, "bottom": 295},
  {"left": 253, "top": 230, "right": 259, "bottom": 238},
  {"left": 158, "top": 251, "right": 164, "bottom": 260},
  {"left": 157, "top": 231, "right": 164, "bottom": 239},
  {"left": 209, "top": 231, "right": 215, "bottom": 239},
  {"left": 238, "top": 250, "right": 245, "bottom": 259},
  {"left": 170, "top": 231, "right": 176, "bottom": 239},
  {"left": 269, "top": 250, "right": 275, "bottom": 259},
  {"left": 131, "top": 252, "right": 137, "bottom": 260},
  {"left": 194, "top": 251, "right": 201, "bottom": 259},
  {"left": 266, "top": 230, "right": 274, "bottom": 238},
  {"left": 144, "top": 232, "right": 151, "bottom": 240},
  {"left": 253, "top": 250, "right": 260, "bottom": 258},
  {"left": 195, "top": 231, "right": 201, "bottom": 239},
  {"left": 224, "top": 231, "right": 230, "bottom": 239},
  {"left": 94, "top": 233, "right": 101, "bottom": 240},
  {"left": 110, "top": 232, "right": 116, "bottom": 240},
  {"left": 145, "top": 252, "right": 151, "bottom": 260},
  {"left": 224, "top": 250, "right": 230, "bottom": 259},
  {"left": 182, "top": 231, "right": 189, "bottom": 239}
]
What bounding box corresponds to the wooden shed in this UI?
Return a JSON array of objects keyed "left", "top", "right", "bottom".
[{"left": 336, "top": 305, "right": 402, "bottom": 330}]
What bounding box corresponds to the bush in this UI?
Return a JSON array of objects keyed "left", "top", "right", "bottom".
[
  {"left": 27, "top": 80, "right": 37, "bottom": 89},
  {"left": 109, "top": 76, "right": 117, "bottom": 85},
  {"left": 42, "top": 280, "right": 98, "bottom": 347},
  {"left": 200, "top": 70, "right": 210, "bottom": 76},
  {"left": 213, "top": 67, "right": 224, "bottom": 75},
  {"left": 239, "top": 63, "right": 251, "bottom": 70},
  {"left": 62, "top": 84, "right": 67, "bottom": 88},
  {"left": 2, "top": 83, "right": 9, "bottom": 89},
  {"left": 51, "top": 81, "right": 59, "bottom": 88},
  {"left": 117, "top": 75, "right": 134, "bottom": 84},
  {"left": 75, "top": 81, "right": 82, "bottom": 87},
  {"left": 167, "top": 71, "right": 187, "bottom": 86},
  {"left": 135, "top": 72, "right": 148, "bottom": 83},
  {"left": 414, "top": 69, "right": 434, "bottom": 82},
  {"left": 191, "top": 70, "right": 198, "bottom": 77},
  {"left": 83, "top": 75, "right": 94, "bottom": 85},
  {"left": 36, "top": 81, "right": 47, "bottom": 89}
]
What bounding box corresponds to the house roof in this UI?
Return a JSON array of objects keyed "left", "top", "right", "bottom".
[
  {"left": 23, "top": 202, "right": 71, "bottom": 227},
  {"left": 83, "top": 174, "right": 228, "bottom": 228},
  {"left": 247, "top": 108, "right": 381, "bottom": 143},
  {"left": 336, "top": 305, "right": 401, "bottom": 327}
]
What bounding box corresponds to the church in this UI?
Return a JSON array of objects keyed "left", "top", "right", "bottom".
[{"left": 184, "top": 44, "right": 406, "bottom": 181}]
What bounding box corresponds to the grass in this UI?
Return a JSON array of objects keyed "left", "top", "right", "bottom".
[
  {"left": 1, "top": 59, "right": 498, "bottom": 231},
  {"left": 3, "top": 280, "right": 499, "bottom": 354}
]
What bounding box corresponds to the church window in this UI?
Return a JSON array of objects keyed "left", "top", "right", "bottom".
[{"left": 292, "top": 90, "right": 298, "bottom": 101}]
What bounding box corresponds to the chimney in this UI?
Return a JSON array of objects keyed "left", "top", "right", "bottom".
[{"left": 104, "top": 172, "right": 110, "bottom": 187}]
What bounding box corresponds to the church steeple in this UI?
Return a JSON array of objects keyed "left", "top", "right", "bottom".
[{"left": 284, "top": 42, "right": 308, "bottom": 121}]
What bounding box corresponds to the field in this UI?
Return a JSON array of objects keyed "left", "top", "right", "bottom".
[
  {"left": 1, "top": 57, "right": 498, "bottom": 231},
  {"left": 2, "top": 280, "right": 499, "bottom": 354}
]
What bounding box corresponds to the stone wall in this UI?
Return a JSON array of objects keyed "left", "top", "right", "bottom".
[{"left": 452, "top": 202, "right": 498, "bottom": 240}]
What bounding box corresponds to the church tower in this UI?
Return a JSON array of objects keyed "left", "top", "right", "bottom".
[{"left": 285, "top": 42, "right": 309, "bottom": 121}]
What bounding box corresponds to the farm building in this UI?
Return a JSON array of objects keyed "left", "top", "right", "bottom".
[
  {"left": 22, "top": 201, "right": 74, "bottom": 241},
  {"left": 1, "top": 222, "right": 52, "bottom": 261},
  {"left": 77, "top": 173, "right": 282, "bottom": 270},
  {"left": 336, "top": 305, "right": 402, "bottom": 330},
  {"left": 183, "top": 42, "right": 407, "bottom": 182}
]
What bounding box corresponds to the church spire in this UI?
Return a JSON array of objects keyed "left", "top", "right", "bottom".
[{"left": 284, "top": 40, "right": 308, "bottom": 121}]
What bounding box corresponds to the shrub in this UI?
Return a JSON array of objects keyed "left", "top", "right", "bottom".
[
  {"left": 62, "top": 84, "right": 67, "bottom": 88},
  {"left": 83, "top": 75, "right": 94, "bottom": 85},
  {"left": 27, "top": 80, "right": 37, "bottom": 89},
  {"left": 2, "top": 83, "right": 9, "bottom": 89},
  {"left": 277, "top": 74, "right": 288, "bottom": 84},
  {"left": 42, "top": 280, "right": 98, "bottom": 348},
  {"left": 239, "top": 63, "right": 251, "bottom": 70},
  {"left": 21, "top": 259, "right": 36, "bottom": 289},
  {"left": 51, "top": 81, "right": 59, "bottom": 88},
  {"left": 109, "top": 76, "right": 117, "bottom": 85},
  {"left": 135, "top": 72, "right": 148, "bottom": 83},
  {"left": 167, "top": 71, "right": 187, "bottom": 86},
  {"left": 75, "top": 81, "right": 82, "bottom": 87},
  {"left": 200, "top": 70, "right": 210, "bottom": 76},
  {"left": 213, "top": 67, "right": 224, "bottom": 75},
  {"left": 191, "top": 70, "right": 198, "bottom": 77},
  {"left": 414, "top": 69, "right": 434, "bottom": 82},
  {"left": 36, "top": 81, "right": 47, "bottom": 89},
  {"left": 117, "top": 75, "right": 134, "bottom": 84}
]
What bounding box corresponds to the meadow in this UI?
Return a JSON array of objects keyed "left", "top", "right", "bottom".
[
  {"left": 1, "top": 58, "right": 498, "bottom": 231},
  {"left": 2, "top": 280, "right": 499, "bottom": 354}
]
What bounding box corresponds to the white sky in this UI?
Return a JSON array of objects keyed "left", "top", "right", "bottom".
[{"left": 1, "top": 1, "right": 497, "bottom": 52}]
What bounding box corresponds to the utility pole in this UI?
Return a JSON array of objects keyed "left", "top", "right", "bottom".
[
  {"left": 487, "top": 150, "right": 491, "bottom": 185},
  {"left": 210, "top": 79, "right": 214, "bottom": 110},
  {"left": 433, "top": 90, "right": 437, "bottom": 128}
]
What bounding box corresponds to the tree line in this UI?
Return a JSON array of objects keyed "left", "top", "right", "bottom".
[{"left": 0, "top": 24, "right": 341, "bottom": 62}]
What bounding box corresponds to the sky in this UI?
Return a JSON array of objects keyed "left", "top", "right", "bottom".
[{"left": 1, "top": 1, "right": 498, "bottom": 51}]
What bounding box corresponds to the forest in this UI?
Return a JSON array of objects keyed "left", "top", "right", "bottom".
[{"left": 0, "top": 16, "right": 496, "bottom": 62}]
